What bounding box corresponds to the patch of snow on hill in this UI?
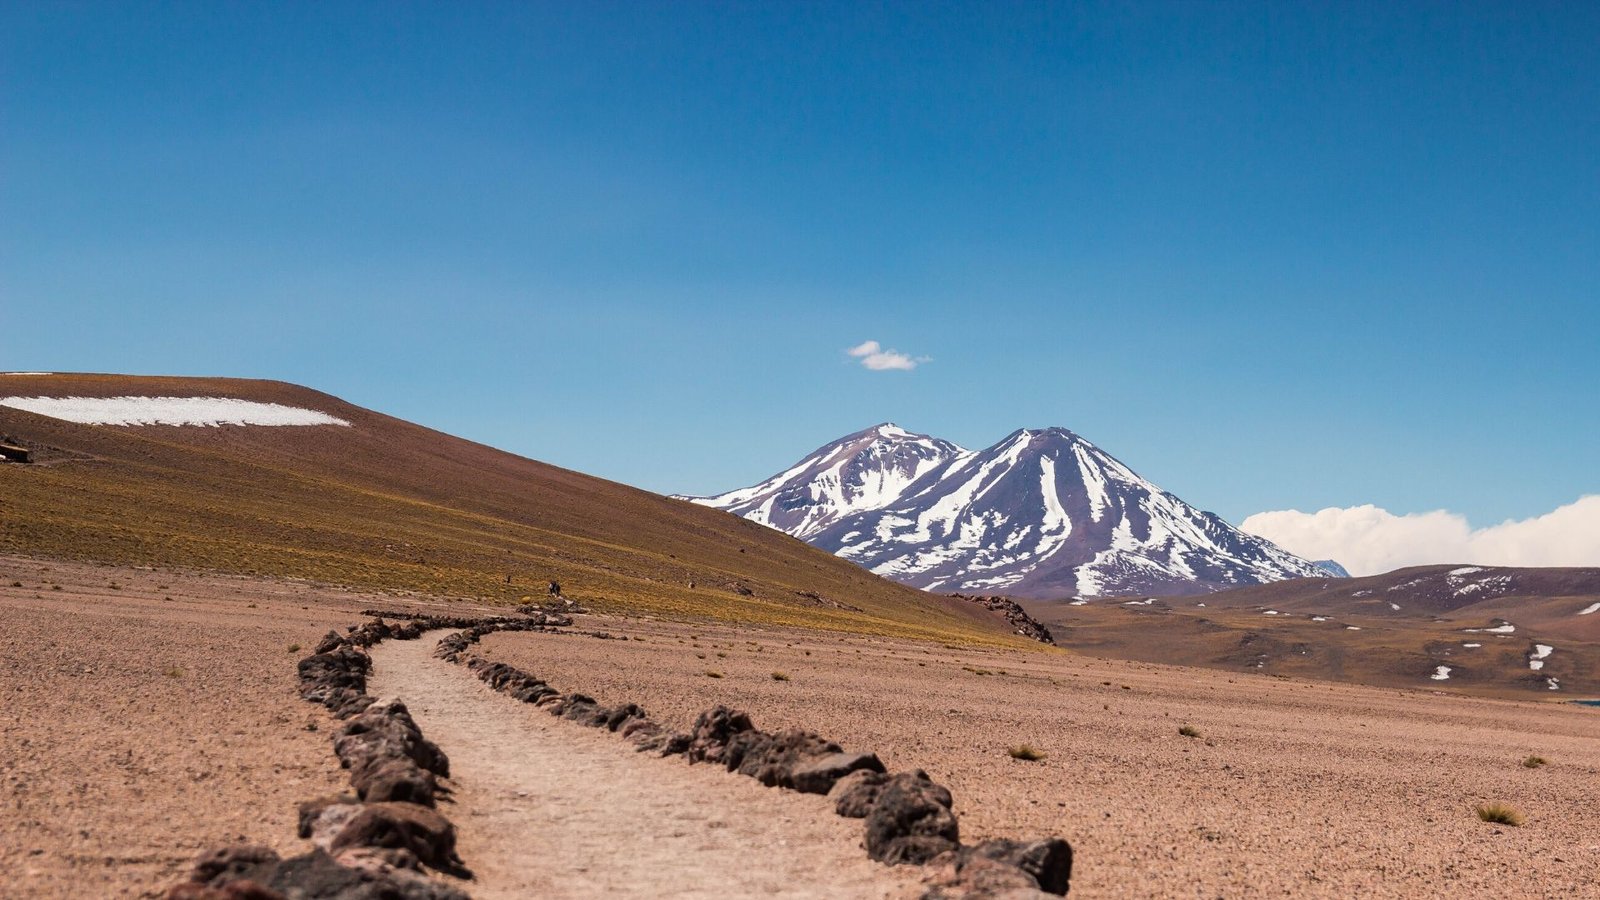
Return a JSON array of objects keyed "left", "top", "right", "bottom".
[
  {"left": 1430, "top": 666, "right": 1451, "bottom": 681},
  {"left": 1578, "top": 602, "right": 1600, "bottom": 616},
  {"left": 1529, "top": 644, "right": 1553, "bottom": 671},
  {"left": 0, "top": 396, "right": 350, "bottom": 427}
]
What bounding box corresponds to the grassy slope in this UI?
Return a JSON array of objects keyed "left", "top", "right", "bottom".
[{"left": 0, "top": 374, "right": 1014, "bottom": 645}]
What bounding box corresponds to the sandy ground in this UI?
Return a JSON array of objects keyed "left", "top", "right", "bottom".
[
  {"left": 0, "top": 556, "right": 445, "bottom": 898},
  {"left": 4, "top": 557, "right": 1599, "bottom": 899},
  {"left": 369, "top": 637, "right": 917, "bottom": 899},
  {"left": 475, "top": 617, "right": 1600, "bottom": 899}
]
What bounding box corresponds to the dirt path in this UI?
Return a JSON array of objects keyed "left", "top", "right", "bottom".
[{"left": 368, "top": 637, "right": 918, "bottom": 900}]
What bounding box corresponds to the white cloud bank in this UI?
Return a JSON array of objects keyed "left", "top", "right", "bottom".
[
  {"left": 1241, "top": 496, "right": 1600, "bottom": 576},
  {"left": 847, "top": 340, "right": 926, "bottom": 371}
]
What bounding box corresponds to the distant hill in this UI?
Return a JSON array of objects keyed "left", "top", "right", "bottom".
[
  {"left": 0, "top": 373, "right": 1010, "bottom": 644},
  {"left": 685, "top": 423, "right": 1326, "bottom": 598},
  {"left": 1019, "top": 564, "right": 1600, "bottom": 697}
]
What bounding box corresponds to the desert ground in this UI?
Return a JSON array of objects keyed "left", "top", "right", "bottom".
[{"left": 3, "top": 555, "right": 1597, "bottom": 898}]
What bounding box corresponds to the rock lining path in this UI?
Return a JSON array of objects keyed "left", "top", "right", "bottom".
[{"left": 369, "top": 637, "right": 918, "bottom": 899}]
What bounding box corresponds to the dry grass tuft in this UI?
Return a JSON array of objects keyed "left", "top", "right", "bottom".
[
  {"left": 770, "top": 671, "right": 790, "bottom": 681},
  {"left": 1178, "top": 725, "right": 1201, "bottom": 738},
  {"left": 1475, "top": 802, "right": 1525, "bottom": 826},
  {"left": 1008, "top": 744, "right": 1046, "bottom": 761},
  {"left": 703, "top": 670, "right": 724, "bottom": 679},
  {"left": 1522, "top": 755, "right": 1548, "bottom": 769}
]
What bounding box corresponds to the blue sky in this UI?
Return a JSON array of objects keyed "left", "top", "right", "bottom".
[{"left": 3, "top": 1, "right": 1596, "bottom": 528}]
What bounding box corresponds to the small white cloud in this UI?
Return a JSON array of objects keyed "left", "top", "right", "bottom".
[
  {"left": 1241, "top": 496, "right": 1600, "bottom": 576},
  {"left": 847, "top": 339, "right": 926, "bottom": 371}
]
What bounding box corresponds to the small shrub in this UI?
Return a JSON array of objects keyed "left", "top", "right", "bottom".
[
  {"left": 51, "top": 584, "right": 62, "bottom": 591},
  {"left": 1008, "top": 744, "right": 1046, "bottom": 761},
  {"left": 770, "top": 671, "right": 790, "bottom": 681},
  {"left": 1179, "top": 725, "right": 1201, "bottom": 738},
  {"left": 9, "top": 581, "right": 21, "bottom": 588},
  {"left": 1522, "top": 755, "right": 1548, "bottom": 769},
  {"left": 1475, "top": 802, "right": 1525, "bottom": 826},
  {"left": 287, "top": 643, "right": 301, "bottom": 653}
]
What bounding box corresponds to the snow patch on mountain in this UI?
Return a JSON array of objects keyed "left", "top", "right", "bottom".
[
  {"left": 686, "top": 423, "right": 1327, "bottom": 598},
  {"left": 0, "top": 396, "right": 350, "bottom": 427}
]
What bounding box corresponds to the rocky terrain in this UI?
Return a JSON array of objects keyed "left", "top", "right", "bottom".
[{"left": 4, "top": 557, "right": 1598, "bottom": 898}]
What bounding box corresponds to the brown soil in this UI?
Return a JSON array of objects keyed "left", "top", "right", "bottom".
[
  {"left": 368, "top": 637, "right": 917, "bottom": 899},
  {"left": 0, "top": 556, "right": 382, "bottom": 897},
  {"left": 475, "top": 617, "right": 1600, "bottom": 898},
  {"left": 6, "top": 556, "right": 1598, "bottom": 899}
]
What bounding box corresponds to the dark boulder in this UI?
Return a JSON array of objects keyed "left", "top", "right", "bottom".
[
  {"left": 830, "top": 769, "right": 891, "bottom": 818},
  {"left": 351, "top": 757, "right": 438, "bottom": 807},
  {"left": 957, "top": 838, "right": 1072, "bottom": 896},
  {"left": 789, "top": 750, "right": 885, "bottom": 795},
  {"left": 334, "top": 700, "right": 449, "bottom": 779},
  {"left": 863, "top": 772, "right": 960, "bottom": 865},
  {"left": 324, "top": 802, "right": 465, "bottom": 876},
  {"left": 685, "top": 706, "right": 756, "bottom": 765}
]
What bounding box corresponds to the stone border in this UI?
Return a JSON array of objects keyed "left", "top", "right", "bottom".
[
  {"left": 167, "top": 609, "right": 1074, "bottom": 899},
  {"left": 439, "top": 624, "right": 1074, "bottom": 898},
  {"left": 165, "top": 610, "right": 570, "bottom": 900}
]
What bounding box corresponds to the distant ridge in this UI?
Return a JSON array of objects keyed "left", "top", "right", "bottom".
[{"left": 684, "top": 424, "right": 1327, "bottom": 598}]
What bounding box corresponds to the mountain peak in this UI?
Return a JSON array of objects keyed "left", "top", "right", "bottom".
[
  {"left": 867, "top": 422, "right": 914, "bottom": 439},
  {"left": 1007, "top": 426, "right": 1088, "bottom": 446},
  {"left": 681, "top": 422, "right": 968, "bottom": 540},
  {"left": 691, "top": 423, "right": 1326, "bottom": 598}
]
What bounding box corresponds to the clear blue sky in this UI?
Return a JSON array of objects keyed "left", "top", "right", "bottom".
[{"left": 3, "top": 2, "right": 1596, "bottom": 525}]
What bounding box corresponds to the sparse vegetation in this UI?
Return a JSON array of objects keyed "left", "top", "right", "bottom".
[
  {"left": 704, "top": 670, "right": 724, "bottom": 679},
  {"left": 0, "top": 379, "right": 1034, "bottom": 649},
  {"left": 1522, "top": 755, "right": 1548, "bottom": 769},
  {"left": 287, "top": 643, "right": 301, "bottom": 653},
  {"left": 1008, "top": 744, "right": 1046, "bottom": 761},
  {"left": 164, "top": 666, "right": 185, "bottom": 679},
  {"left": 770, "top": 671, "right": 790, "bottom": 681},
  {"left": 1475, "top": 802, "right": 1524, "bottom": 826},
  {"left": 1179, "top": 725, "right": 1201, "bottom": 738},
  {"left": 9, "top": 581, "right": 21, "bottom": 588}
]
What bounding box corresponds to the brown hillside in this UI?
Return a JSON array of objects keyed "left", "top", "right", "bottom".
[
  {"left": 1019, "top": 564, "right": 1600, "bottom": 697},
  {"left": 0, "top": 373, "right": 1010, "bottom": 644}
]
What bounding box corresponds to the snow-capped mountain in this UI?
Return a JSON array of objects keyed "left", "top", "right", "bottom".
[
  {"left": 681, "top": 423, "right": 968, "bottom": 539},
  {"left": 684, "top": 424, "right": 1328, "bottom": 598}
]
